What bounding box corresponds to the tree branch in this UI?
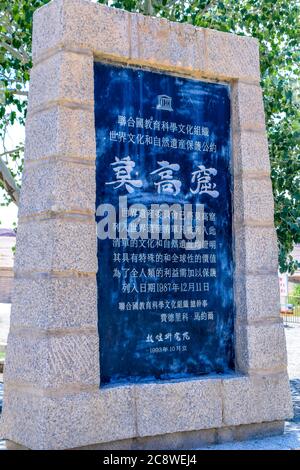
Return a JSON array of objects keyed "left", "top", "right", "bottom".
[
  {"left": 6, "top": 89, "right": 28, "bottom": 97},
  {"left": 0, "top": 75, "right": 25, "bottom": 85},
  {"left": 0, "top": 156, "right": 20, "bottom": 205},
  {"left": 201, "top": 0, "right": 218, "bottom": 15},
  {"left": 0, "top": 41, "right": 30, "bottom": 63},
  {"left": 143, "top": 0, "right": 154, "bottom": 15},
  {"left": 0, "top": 147, "right": 24, "bottom": 158}
]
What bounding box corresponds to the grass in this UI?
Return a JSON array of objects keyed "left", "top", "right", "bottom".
[{"left": 0, "top": 352, "right": 5, "bottom": 361}]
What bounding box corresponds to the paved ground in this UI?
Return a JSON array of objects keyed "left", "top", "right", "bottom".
[
  {"left": 285, "top": 322, "right": 300, "bottom": 380},
  {"left": 197, "top": 323, "right": 300, "bottom": 450},
  {"left": 196, "top": 380, "right": 300, "bottom": 450},
  {"left": 0, "top": 322, "right": 299, "bottom": 450}
]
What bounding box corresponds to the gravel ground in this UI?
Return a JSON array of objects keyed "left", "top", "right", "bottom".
[{"left": 0, "top": 322, "right": 299, "bottom": 450}]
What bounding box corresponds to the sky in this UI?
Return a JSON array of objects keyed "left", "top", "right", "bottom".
[{"left": 0, "top": 204, "right": 18, "bottom": 229}]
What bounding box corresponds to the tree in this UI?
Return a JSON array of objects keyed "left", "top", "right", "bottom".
[
  {"left": 0, "top": 0, "right": 48, "bottom": 205},
  {"left": 289, "top": 284, "right": 300, "bottom": 307},
  {"left": 0, "top": 0, "right": 299, "bottom": 272}
]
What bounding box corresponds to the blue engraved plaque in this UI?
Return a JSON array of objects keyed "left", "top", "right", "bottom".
[{"left": 94, "top": 62, "right": 234, "bottom": 386}]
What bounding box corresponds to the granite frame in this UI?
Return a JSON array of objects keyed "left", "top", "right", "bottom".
[{"left": 1, "top": 0, "right": 292, "bottom": 450}]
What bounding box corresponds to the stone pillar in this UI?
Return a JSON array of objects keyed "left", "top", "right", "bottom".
[{"left": 0, "top": 0, "right": 292, "bottom": 450}]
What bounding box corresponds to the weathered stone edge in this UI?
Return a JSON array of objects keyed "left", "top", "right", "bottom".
[{"left": 31, "top": 0, "right": 260, "bottom": 82}]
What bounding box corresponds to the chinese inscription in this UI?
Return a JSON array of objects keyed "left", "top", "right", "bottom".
[{"left": 94, "top": 63, "right": 234, "bottom": 386}]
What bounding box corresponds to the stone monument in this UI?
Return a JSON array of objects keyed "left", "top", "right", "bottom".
[{"left": 0, "top": 0, "right": 292, "bottom": 450}]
